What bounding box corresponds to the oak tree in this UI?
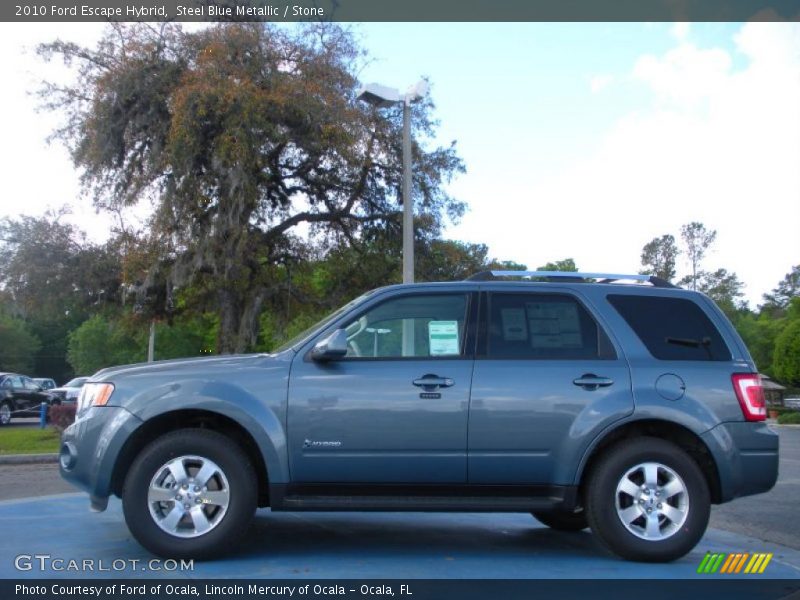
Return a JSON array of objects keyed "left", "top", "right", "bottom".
[{"left": 39, "top": 23, "right": 464, "bottom": 352}]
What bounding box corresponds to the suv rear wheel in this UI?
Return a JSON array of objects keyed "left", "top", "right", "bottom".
[
  {"left": 585, "top": 437, "right": 710, "bottom": 562},
  {"left": 122, "top": 428, "right": 257, "bottom": 559},
  {"left": 532, "top": 510, "right": 588, "bottom": 532}
]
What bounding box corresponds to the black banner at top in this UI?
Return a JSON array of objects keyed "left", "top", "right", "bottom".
[{"left": 3, "top": 0, "right": 800, "bottom": 22}]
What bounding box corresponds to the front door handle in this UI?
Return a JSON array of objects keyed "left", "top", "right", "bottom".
[
  {"left": 413, "top": 374, "right": 455, "bottom": 389},
  {"left": 572, "top": 374, "right": 614, "bottom": 390}
]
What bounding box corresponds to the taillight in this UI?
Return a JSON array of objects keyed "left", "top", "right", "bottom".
[{"left": 732, "top": 373, "right": 766, "bottom": 422}]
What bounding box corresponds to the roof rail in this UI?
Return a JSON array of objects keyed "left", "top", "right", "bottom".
[{"left": 465, "top": 270, "right": 677, "bottom": 288}]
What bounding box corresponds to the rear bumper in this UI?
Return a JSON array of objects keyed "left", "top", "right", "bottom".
[
  {"left": 702, "top": 421, "right": 779, "bottom": 503},
  {"left": 59, "top": 406, "right": 142, "bottom": 511}
]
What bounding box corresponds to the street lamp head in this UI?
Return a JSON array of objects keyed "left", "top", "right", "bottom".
[
  {"left": 405, "top": 80, "right": 429, "bottom": 103},
  {"left": 357, "top": 82, "right": 401, "bottom": 108}
]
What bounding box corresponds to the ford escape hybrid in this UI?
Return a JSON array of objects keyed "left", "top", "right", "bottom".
[{"left": 59, "top": 271, "right": 778, "bottom": 562}]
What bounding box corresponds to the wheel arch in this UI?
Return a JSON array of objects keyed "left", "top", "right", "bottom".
[
  {"left": 576, "top": 419, "right": 723, "bottom": 504},
  {"left": 110, "top": 409, "right": 271, "bottom": 507}
]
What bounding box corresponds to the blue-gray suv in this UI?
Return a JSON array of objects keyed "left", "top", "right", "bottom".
[{"left": 59, "top": 271, "right": 778, "bottom": 562}]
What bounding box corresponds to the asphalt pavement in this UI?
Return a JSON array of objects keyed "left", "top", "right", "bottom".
[{"left": 710, "top": 425, "right": 800, "bottom": 550}]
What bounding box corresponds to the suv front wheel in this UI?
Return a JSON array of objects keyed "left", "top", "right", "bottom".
[
  {"left": 585, "top": 437, "right": 710, "bottom": 562},
  {"left": 122, "top": 428, "right": 257, "bottom": 559}
]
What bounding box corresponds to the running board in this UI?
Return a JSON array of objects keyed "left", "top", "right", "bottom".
[{"left": 269, "top": 484, "right": 578, "bottom": 512}]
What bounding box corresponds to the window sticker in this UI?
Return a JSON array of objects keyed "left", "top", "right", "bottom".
[
  {"left": 428, "top": 320, "right": 460, "bottom": 356},
  {"left": 500, "top": 308, "right": 528, "bottom": 341},
  {"left": 526, "top": 302, "right": 582, "bottom": 348}
]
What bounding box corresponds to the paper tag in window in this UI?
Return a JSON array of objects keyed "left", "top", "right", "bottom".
[{"left": 429, "top": 321, "right": 459, "bottom": 356}]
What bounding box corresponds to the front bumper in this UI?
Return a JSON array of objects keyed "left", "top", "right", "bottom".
[
  {"left": 702, "top": 421, "right": 779, "bottom": 503},
  {"left": 59, "top": 406, "right": 142, "bottom": 511}
]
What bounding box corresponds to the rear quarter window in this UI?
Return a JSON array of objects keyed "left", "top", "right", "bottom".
[{"left": 608, "top": 294, "right": 731, "bottom": 361}]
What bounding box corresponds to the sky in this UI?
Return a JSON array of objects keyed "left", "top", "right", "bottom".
[{"left": 0, "top": 21, "right": 798, "bottom": 306}]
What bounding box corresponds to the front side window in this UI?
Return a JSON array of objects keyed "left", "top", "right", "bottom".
[
  {"left": 486, "top": 293, "right": 614, "bottom": 360},
  {"left": 342, "top": 294, "right": 469, "bottom": 359}
]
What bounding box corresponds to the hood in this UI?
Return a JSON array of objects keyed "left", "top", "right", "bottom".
[
  {"left": 90, "top": 349, "right": 296, "bottom": 414},
  {"left": 91, "top": 350, "right": 293, "bottom": 382}
]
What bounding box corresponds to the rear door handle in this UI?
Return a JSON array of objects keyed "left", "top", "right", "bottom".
[
  {"left": 413, "top": 374, "right": 455, "bottom": 389},
  {"left": 572, "top": 374, "right": 614, "bottom": 390}
]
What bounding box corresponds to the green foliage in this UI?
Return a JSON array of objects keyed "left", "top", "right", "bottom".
[
  {"left": 0, "top": 314, "right": 41, "bottom": 374},
  {"left": 67, "top": 312, "right": 222, "bottom": 373},
  {"left": 537, "top": 258, "right": 577, "bottom": 272},
  {"left": 640, "top": 234, "right": 678, "bottom": 282},
  {"left": 67, "top": 315, "right": 145, "bottom": 375},
  {"left": 0, "top": 211, "right": 121, "bottom": 320},
  {"left": 777, "top": 411, "right": 800, "bottom": 425},
  {"left": 773, "top": 302, "right": 800, "bottom": 387},
  {"left": 733, "top": 310, "right": 782, "bottom": 375},
  {"left": 762, "top": 265, "right": 800, "bottom": 316},
  {"left": 690, "top": 268, "right": 745, "bottom": 319},
  {"left": 153, "top": 315, "right": 218, "bottom": 361}
]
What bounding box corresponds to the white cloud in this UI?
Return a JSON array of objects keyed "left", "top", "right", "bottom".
[
  {"left": 633, "top": 42, "right": 732, "bottom": 109},
  {"left": 451, "top": 23, "right": 800, "bottom": 306},
  {"left": 671, "top": 22, "right": 691, "bottom": 41},
  {"left": 590, "top": 74, "right": 613, "bottom": 93}
]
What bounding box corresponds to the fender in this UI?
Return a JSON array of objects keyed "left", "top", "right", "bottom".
[
  {"left": 126, "top": 378, "right": 289, "bottom": 484},
  {"left": 572, "top": 404, "right": 721, "bottom": 487}
]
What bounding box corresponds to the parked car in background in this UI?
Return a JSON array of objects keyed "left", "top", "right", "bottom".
[
  {"left": 33, "top": 378, "right": 57, "bottom": 391},
  {"left": 784, "top": 396, "right": 800, "bottom": 409},
  {"left": 0, "top": 373, "right": 57, "bottom": 425},
  {"left": 49, "top": 377, "right": 89, "bottom": 404}
]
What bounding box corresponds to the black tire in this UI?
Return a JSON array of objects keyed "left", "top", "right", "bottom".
[
  {"left": 0, "top": 401, "right": 11, "bottom": 426},
  {"left": 585, "top": 437, "right": 710, "bottom": 562},
  {"left": 532, "top": 510, "right": 589, "bottom": 532},
  {"left": 122, "top": 428, "right": 257, "bottom": 559}
]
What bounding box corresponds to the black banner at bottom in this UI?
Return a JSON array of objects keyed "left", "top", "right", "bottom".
[{"left": 3, "top": 579, "right": 800, "bottom": 600}]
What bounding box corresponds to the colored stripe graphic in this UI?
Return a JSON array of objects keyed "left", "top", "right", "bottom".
[
  {"left": 697, "top": 553, "right": 713, "bottom": 574},
  {"left": 734, "top": 553, "right": 749, "bottom": 573},
  {"left": 758, "top": 554, "right": 773, "bottom": 573},
  {"left": 697, "top": 552, "right": 772, "bottom": 574},
  {"left": 720, "top": 554, "right": 736, "bottom": 574},
  {"left": 746, "top": 554, "right": 761, "bottom": 573},
  {"left": 710, "top": 553, "right": 725, "bottom": 573}
]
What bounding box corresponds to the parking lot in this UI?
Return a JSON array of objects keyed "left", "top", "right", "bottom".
[{"left": 0, "top": 426, "right": 798, "bottom": 580}]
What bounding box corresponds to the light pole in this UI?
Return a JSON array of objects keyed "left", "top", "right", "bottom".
[
  {"left": 365, "top": 327, "right": 391, "bottom": 357},
  {"left": 357, "top": 80, "right": 429, "bottom": 284}
]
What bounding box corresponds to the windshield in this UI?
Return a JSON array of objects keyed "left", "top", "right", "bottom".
[
  {"left": 64, "top": 377, "right": 88, "bottom": 388},
  {"left": 274, "top": 289, "right": 381, "bottom": 353}
]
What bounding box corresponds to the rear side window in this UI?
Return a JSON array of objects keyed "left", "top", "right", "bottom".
[
  {"left": 608, "top": 295, "right": 731, "bottom": 361},
  {"left": 486, "top": 293, "right": 615, "bottom": 359}
]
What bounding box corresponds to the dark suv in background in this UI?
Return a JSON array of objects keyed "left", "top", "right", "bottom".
[
  {"left": 0, "top": 373, "right": 56, "bottom": 425},
  {"left": 59, "top": 271, "right": 778, "bottom": 562}
]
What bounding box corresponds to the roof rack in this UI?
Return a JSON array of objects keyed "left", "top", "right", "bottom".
[{"left": 465, "top": 270, "right": 677, "bottom": 288}]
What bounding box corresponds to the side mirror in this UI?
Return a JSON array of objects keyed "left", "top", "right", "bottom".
[{"left": 310, "top": 329, "right": 349, "bottom": 362}]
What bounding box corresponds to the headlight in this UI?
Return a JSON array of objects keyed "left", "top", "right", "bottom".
[{"left": 76, "top": 383, "right": 115, "bottom": 414}]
